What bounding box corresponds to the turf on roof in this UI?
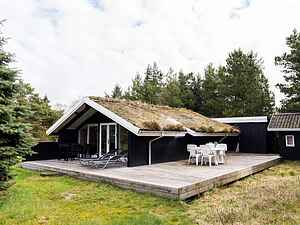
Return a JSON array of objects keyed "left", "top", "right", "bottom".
[{"left": 89, "top": 97, "right": 239, "bottom": 133}]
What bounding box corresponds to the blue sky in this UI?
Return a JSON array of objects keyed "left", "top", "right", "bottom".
[{"left": 0, "top": 0, "right": 300, "bottom": 107}]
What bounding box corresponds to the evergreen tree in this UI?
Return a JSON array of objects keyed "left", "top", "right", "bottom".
[
  {"left": 16, "top": 80, "right": 63, "bottom": 141},
  {"left": 190, "top": 73, "right": 203, "bottom": 113},
  {"left": 177, "top": 71, "right": 196, "bottom": 109},
  {"left": 111, "top": 84, "right": 123, "bottom": 99},
  {"left": 160, "top": 69, "right": 183, "bottom": 107},
  {"left": 0, "top": 24, "right": 34, "bottom": 187},
  {"left": 116, "top": 53, "right": 274, "bottom": 117},
  {"left": 123, "top": 62, "right": 164, "bottom": 104},
  {"left": 201, "top": 64, "right": 226, "bottom": 117},
  {"left": 142, "top": 62, "right": 164, "bottom": 104},
  {"left": 222, "top": 49, "right": 274, "bottom": 116},
  {"left": 124, "top": 73, "right": 144, "bottom": 101},
  {"left": 275, "top": 29, "right": 300, "bottom": 112}
]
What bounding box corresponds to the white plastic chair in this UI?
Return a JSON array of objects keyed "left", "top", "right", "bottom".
[
  {"left": 200, "top": 145, "right": 218, "bottom": 167},
  {"left": 187, "top": 144, "right": 200, "bottom": 165},
  {"left": 187, "top": 144, "right": 197, "bottom": 150},
  {"left": 216, "top": 144, "right": 227, "bottom": 164},
  {"left": 206, "top": 142, "right": 215, "bottom": 148}
]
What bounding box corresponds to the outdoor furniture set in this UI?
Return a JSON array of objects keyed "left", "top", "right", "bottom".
[
  {"left": 187, "top": 143, "right": 227, "bottom": 167},
  {"left": 79, "top": 151, "right": 128, "bottom": 169}
]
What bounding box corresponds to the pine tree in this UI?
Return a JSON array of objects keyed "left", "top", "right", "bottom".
[
  {"left": 123, "top": 62, "right": 165, "bottom": 104},
  {"left": 190, "top": 73, "right": 203, "bottom": 113},
  {"left": 15, "top": 80, "right": 63, "bottom": 141},
  {"left": 275, "top": 29, "right": 300, "bottom": 112},
  {"left": 0, "top": 23, "right": 34, "bottom": 187},
  {"left": 177, "top": 71, "right": 196, "bottom": 109},
  {"left": 222, "top": 49, "right": 274, "bottom": 116},
  {"left": 201, "top": 64, "right": 226, "bottom": 117},
  {"left": 160, "top": 69, "right": 183, "bottom": 107},
  {"left": 111, "top": 84, "right": 123, "bottom": 99},
  {"left": 124, "top": 73, "right": 144, "bottom": 101},
  {"left": 142, "top": 62, "right": 164, "bottom": 104}
]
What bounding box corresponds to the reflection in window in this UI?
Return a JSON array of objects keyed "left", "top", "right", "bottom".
[
  {"left": 78, "top": 126, "right": 87, "bottom": 145},
  {"left": 119, "top": 125, "right": 128, "bottom": 152}
]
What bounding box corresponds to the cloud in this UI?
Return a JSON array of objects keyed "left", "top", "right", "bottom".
[{"left": 0, "top": 0, "right": 299, "bottom": 106}]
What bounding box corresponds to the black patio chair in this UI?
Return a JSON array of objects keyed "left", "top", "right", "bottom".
[
  {"left": 59, "top": 143, "right": 71, "bottom": 161},
  {"left": 80, "top": 144, "right": 99, "bottom": 158},
  {"left": 71, "top": 144, "right": 84, "bottom": 158}
]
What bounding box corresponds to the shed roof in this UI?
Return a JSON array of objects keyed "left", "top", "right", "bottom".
[
  {"left": 268, "top": 113, "right": 300, "bottom": 131},
  {"left": 213, "top": 116, "right": 268, "bottom": 124}
]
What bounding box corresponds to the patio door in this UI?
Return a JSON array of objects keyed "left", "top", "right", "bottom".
[
  {"left": 87, "top": 124, "right": 99, "bottom": 156},
  {"left": 100, "top": 123, "right": 117, "bottom": 155}
]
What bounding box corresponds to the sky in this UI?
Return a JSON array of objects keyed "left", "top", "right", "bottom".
[{"left": 0, "top": 0, "right": 299, "bottom": 107}]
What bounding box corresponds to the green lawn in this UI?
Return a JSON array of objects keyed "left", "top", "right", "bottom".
[{"left": 0, "top": 161, "right": 299, "bottom": 225}]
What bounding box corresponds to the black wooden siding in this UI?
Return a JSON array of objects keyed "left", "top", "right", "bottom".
[
  {"left": 58, "top": 129, "right": 78, "bottom": 144},
  {"left": 26, "top": 142, "right": 60, "bottom": 161},
  {"left": 127, "top": 134, "right": 239, "bottom": 167},
  {"left": 228, "top": 122, "right": 268, "bottom": 154},
  {"left": 271, "top": 131, "right": 300, "bottom": 160}
]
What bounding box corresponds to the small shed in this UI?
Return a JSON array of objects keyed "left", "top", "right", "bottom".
[
  {"left": 268, "top": 113, "right": 300, "bottom": 160},
  {"left": 213, "top": 116, "right": 269, "bottom": 153}
]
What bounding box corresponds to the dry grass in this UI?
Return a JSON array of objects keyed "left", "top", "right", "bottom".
[
  {"left": 187, "top": 161, "right": 300, "bottom": 225},
  {"left": 142, "top": 121, "right": 162, "bottom": 131},
  {"left": 90, "top": 97, "right": 239, "bottom": 133}
]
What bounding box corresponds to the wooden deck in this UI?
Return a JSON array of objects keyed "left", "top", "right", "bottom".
[{"left": 21, "top": 153, "right": 281, "bottom": 200}]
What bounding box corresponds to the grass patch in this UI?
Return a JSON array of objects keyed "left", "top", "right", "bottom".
[
  {"left": 0, "top": 161, "right": 299, "bottom": 225},
  {"left": 0, "top": 168, "right": 189, "bottom": 225},
  {"left": 187, "top": 160, "right": 300, "bottom": 225}
]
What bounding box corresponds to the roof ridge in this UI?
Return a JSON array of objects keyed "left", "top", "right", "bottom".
[
  {"left": 274, "top": 112, "right": 300, "bottom": 115},
  {"left": 88, "top": 96, "right": 200, "bottom": 112}
]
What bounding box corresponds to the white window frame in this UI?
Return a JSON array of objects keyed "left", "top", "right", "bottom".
[
  {"left": 78, "top": 124, "right": 98, "bottom": 147},
  {"left": 99, "top": 123, "right": 117, "bottom": 155},
  {"left": 87, "top": 124, "right": 98, "bottom": 144},
  {"left": 78, "top": 125, "right": 88, "bottom": 144},
  {"left": 78, "top": 129, "right": 81, "bottom": 144},
  {"left": 285, "top": 135, "right": 295, "bottom": 147}
]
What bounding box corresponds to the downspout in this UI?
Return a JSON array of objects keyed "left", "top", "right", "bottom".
[
  {"left": 148, "top": 132, "right": 164, "bottom": 165},
  {"left": 218, "top": 135, "right": 228, "bottom": 143}
]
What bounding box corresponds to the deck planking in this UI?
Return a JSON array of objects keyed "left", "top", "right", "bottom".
[{"left": 21, "top": 153, "right": 281, "bottom": 200}]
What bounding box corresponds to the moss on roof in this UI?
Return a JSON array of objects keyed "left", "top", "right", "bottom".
[{"left": 89, "top": 97, "right": 239, "bottom": 133}]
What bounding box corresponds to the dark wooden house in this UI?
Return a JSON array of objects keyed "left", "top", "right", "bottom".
[
  {"left": 268, "top": 113, "right": 300, "bottom": 160},
  {"left": 46, "top": 97, "right": 239, "bottom": 166}
]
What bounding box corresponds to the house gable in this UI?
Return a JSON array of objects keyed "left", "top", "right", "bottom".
[
  {"left": 47, "top": 97, "right": 239, "bottom": 137},
  {"left": 47, "top": 97, "right": 141, "bottom": 136}
]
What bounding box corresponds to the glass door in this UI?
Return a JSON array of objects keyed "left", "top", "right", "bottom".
[
  {"left": 100, "top": 123, "right": 117, "bottom": 155},
  {"left": 88, "top": 124, "right": 98, "bottom": 156}
]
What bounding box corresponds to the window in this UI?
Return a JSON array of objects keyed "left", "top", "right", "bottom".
[
  {"left": 119, "top": 125, "right": 128, "bottom": 152},
  {"left": 78, "top": 124, "right": 98, "bottom": 146},
  {"left": 285, "top": 135, "right": 295, "bottom": 147},
  {"left": 78, "top": 126, "right": 87, "bottom": 145}
]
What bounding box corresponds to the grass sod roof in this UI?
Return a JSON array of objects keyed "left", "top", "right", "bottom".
[{"left": 89, "top": 97, "right": 239, "bottom": 134}]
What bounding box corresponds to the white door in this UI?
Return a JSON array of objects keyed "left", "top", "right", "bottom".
[{"left": 99, "top": 123, "right": 117, "bottom": 155}]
